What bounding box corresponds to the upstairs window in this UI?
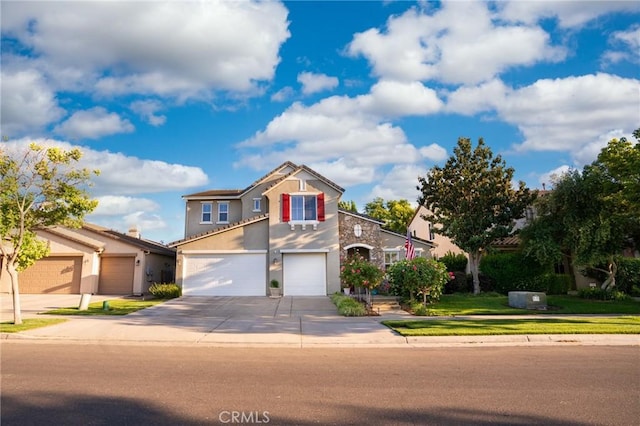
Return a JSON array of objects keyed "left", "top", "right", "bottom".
[
  {"left": 253, "top": 198, "right": 261, "bottom": 212},
  {"left": 217, "top": 201, "right": 229, "bottom": 223},
  {"left": 282, "top": 193, "right": 325, "bottom": 223},
  {"left": 201, "top": 202, "right": 212, "bottom": 223},
  {"left": 292, "top": 195, "right": 316, "bottom": 221}
]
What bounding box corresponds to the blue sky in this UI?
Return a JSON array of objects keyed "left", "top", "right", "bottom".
[{"left": 1, "top": 1, "right": 639, "bottom": 244}]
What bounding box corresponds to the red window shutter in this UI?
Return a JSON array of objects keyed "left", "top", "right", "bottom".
[
  {"left": 282, "top": 193, "right": 290, "bottom": 222},
  {"left": 317, "top": 193, "right": 325, "bottom": 222}
]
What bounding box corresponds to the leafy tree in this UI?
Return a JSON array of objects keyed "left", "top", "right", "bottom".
[
  {"left": 338, "top": 200, "right": 358, "bottom": 212},
  {"left": 521, "top": 132, "right": 640, "bottom": 291},
  {"left": 386, "top": 257, "right": 449, "bottom": 305},
  {"left": 0, "top": 143, "right": 98, "bottom": 324},
  {"left": 418, "top": 138, "right": 534, "bottom": 294},
  {"left": 363, "top": 197, "right": 415, "bottom": 234}
]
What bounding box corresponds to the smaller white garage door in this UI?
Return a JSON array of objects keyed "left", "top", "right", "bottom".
[
  {"left": 183, "top": 253, "right": 266, "bottom": 296},
  {"left": 283, "top": 253, "right": 326, "bottom": 296}
]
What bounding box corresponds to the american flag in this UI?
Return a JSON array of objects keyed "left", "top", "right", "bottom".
[{"left": 405, "top": 229, "right": 415, "bottom": 260}]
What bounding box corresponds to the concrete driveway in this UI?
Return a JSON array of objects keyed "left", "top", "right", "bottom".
[{"left": 1, "top": 293, "right": 119, "bottom": 322}]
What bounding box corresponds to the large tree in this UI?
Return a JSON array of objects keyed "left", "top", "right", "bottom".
[
  {"left": 363, "top": 197, "right": 415, "bottom": 234},
  {"left": 418, "top": 137, "right": 534, "bottom": 294},
  {"left": 0, "top": 143, "right": 98, "bottom": 324},
  {"left": 521, "top": 133, "right": 640, "bottom": 290}
]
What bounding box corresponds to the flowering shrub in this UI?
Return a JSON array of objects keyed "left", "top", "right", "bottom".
[
  {"left": 387, "top": 257, "right": 449, "bottom": 305},
  {"left": 340, "top": 255, "right": 384, "bottom": 290}
]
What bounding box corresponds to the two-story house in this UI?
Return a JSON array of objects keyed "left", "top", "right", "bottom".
[{"left": 169, "top": 162, "right": 435, "bottom": 296}]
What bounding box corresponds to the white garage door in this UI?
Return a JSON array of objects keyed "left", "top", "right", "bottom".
[
  {"left": 182, "top": 253, "right": 266, "bottom": 296},
  {"left": 283, "top": 253, "right": 326, "bottom": 296}
]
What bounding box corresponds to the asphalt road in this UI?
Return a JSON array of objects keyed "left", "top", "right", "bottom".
[{"left": 1, "top": 343, "right": 638, "bottom": 425}]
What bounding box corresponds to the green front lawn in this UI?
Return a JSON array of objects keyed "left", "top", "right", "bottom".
[
  {"left": 43, "top": 299, "right": 165, "bottom": 316},
  {"left": 421, "top": 293, "right": 640, "bottom": 316},
  {"left": 383, "top": 316, "right": 640, "bottom": 336},
  {"left": 1, "top": 318, "right": 68, "bottom": 333}
]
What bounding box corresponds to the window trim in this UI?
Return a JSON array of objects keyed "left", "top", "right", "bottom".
[
  {"left": 200, "top": 202, "right": 213, "bottom": 224},
  {"left": 252, "top": 198, "right": 261, "bottom": 212},
  {"left": 289, "top": 193, "right": 317, "bottom": 222},
  {"left": 217, "top": 201, "right": 229, "bottom": 224}
]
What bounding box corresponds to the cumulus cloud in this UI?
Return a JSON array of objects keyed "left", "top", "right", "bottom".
[
  {"left": 2, "top": 1, "right": 290, "bottom": 101},
  {"left": 539, "top": 165, "right": 572, "bottom": 188},
  {"left": 602, "top": 24, "right": 640, "bottom": 65},
  {"left": 347, "top": 2, "right": 565, "bottom": 85},
  {"left": 297, "top": 72, "right": 339, "bottom": 95},
  {"left": 271, "top": 86, "right": 295, "bottom": 102},
  {"left": 130, "top": 100, "right": 166, "bottom": 126},
  {"left": 500, "top": 74, "right": 638, "bottom": 153},
  {"left": 497, "top": 1, "right": 640, "bottom": 29},
  {"left": 53, "top": 107, "right": 135, "bottom": 140},
  {"left": 0, "top": 68, "right": 65, "bottom": 136},
  {"left": 91, "top": 195, "right": 161, "bottom": 216},
  {"left": 3, "top": 138, "right": 209, "bottom": 195},
  {"left": 419, "top": 144, "right": 448, "bottom": 162},
  {"left": 367, "top": 164, "right": 424, "bottom": 204}
]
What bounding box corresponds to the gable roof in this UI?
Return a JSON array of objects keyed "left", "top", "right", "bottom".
[
  {"left": 81, "top": 223, "right": 175, "bottom": 256},
  {"left": 338, "top": 209, "right": 385, "bottom": 225},
  {"left": 39, "top": 226, "right": 105, "bottom": 252},
  {"left": 183, "top": 161, "right": 345, "bottom": 201},
  {"left": 168, "top": 214, "right": 269, "bottom": 247}
]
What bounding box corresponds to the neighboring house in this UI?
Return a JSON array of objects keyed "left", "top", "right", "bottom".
[
  {"left": 0, "top": 224, "right": 175, "bottom": 295},
  {"left": 169, "top": 162, "right": 434, "bottom": 296},
  {"left": 408, "top": 205, "right": 470, "bottom": 272}
]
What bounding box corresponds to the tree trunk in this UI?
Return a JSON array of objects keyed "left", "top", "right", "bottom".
[
  {"left": 600, "top": 261, "right": 617, "bottom": 291},
  {"left": 7, "top": 261, "right": 23, "bottom": 325},
  {"left": 469, "top": 251, "right": 482, "bottom": 295}
]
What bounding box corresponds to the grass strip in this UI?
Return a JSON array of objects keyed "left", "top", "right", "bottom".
[
  {"left": 424, "top": 294, "right": 640, "bottom": 316},
  {"left": 383, "top": 316, "right": 640, "bottom": 336},
  {"left": 1, "top": 318, "right": 68, "bottom": 333},
  {"left": 42, "top": 299, "right": 165, "bottom": 316}
]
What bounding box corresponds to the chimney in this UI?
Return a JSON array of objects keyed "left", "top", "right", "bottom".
[{"left": 128, "top": 227, "right": 140, "bottom": 239}]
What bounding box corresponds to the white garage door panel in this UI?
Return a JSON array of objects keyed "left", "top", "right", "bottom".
[
  {"left": 183, "top": 254, "right": 266, "bottom": 296},
  {"left": 283, "top": 253, "right": 326, "bottom": 296}
]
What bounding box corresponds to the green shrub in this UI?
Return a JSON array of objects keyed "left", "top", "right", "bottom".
[
  {"left": 330, "top": 292, "right": 368, "bottom": 316},
  {"left": 544, "top": 274, "right": 571, "bottom": 295},
  {"left": 340, "top": 254, "right": 384, "bottom": 290},
  {"left": 410, "top": 301, "right": 430, "bottom": 316},
  {"left": 439, "top": 251, "right": 468, "bottom": 272},
  {"left": 444, "top": 271, "right": 470, "bottom": 294},
  {"left": 578, "top": 287, "right": 628, "bottom": 301},
  {"left": 148, "top": 283, "right": 182, "bottom": 299},
  {"left": 480, "top": 252, "right": 551, "bottom": 294},
  {"left": 387, "top": 257, "right": 449, "bottom": 305},
  {"left": 616, "top": 257, "right": 640, "bottom": 294}
]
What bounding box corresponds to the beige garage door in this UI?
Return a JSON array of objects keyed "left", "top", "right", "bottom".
[
  {"left": 20, "top": 256, "right": 82, "bottom": 294},
  {"left": 99, "top": 256, "right": 135, "bottom": 295}
]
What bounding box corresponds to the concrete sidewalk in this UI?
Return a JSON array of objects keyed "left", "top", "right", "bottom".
[{"left": 2, "top": 294, "right": 638, "bottom": 348}]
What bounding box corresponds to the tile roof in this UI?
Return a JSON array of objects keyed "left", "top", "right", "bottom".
[{"left": 168, "top": 214, "right": 269, "bottom": 247}]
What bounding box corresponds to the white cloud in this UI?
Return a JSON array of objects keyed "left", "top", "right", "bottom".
[
  {"left": 539, "top": 165, "right": 572, "bottom": 188},
  {"left": 53, "top": 107, "right": 134, "bottom": 140},
  {"left": 497, "top": 1, "right": 640, "bottom": 29},
  {"left": 501, "top": 74, "right": 638, "bottom": 154},
  {"left": 602, "top": 24, "right": 640, "bottom": 65},
  {"left": 446, "top": 79, "right": 508, "bottom": 115},
  {"left": 271, "top": 86, "right": 295, "bottom": 102},
  {"left": 0, "top": 68, "right": 65, "bottom": 136},
  {"left": 347, "top": 2, "right": 565, "bottom": 85},
  {"left": 2, "top": 1, "right": 290, "bottom": 100},
  {"left": 367, "top": 164, "right": 424, "bottom": 204},
  {"left": 130, "top": 100, "right": 166, "bottom": 126},
  {"left": 365, "top": 80, "right": 443, "bottom": 117},
  {"left": 297, "top": 72, "right": 339, "bottom": 95},
  {"left": 419, "top": 144, "right": 448, "bottom": 162},
  {"left": 91, "top": 195, "right": 160, "bottom": 216},
  {"left": 4, "top": 138, "right": 209, "bottom": 195}
]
